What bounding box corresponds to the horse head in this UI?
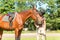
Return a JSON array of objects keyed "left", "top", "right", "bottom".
[{"left": 30, "top": 5, "right": 43, "bottom": 24}]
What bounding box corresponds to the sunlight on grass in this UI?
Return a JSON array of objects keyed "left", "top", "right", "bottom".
[
  {"left": 47, "top": 30, "right": 60, "bottom": 33},
  {"left": 2, "top": 36, "right": 60, "bottom": 40},
  {"left": 47, "top": 36, "right": 60, "bottom": 40},
  {"left": 2, "top": 38, "right": 14, "bottom": 40},
  {"left": 21, "top": 37, "right": 36, "bottom": 40},
  {"left": 3, "top": 30, "right": 60, "bottom": 34},
  {"left": 3, "top": 31, "right": 36, "bottom": 34}
]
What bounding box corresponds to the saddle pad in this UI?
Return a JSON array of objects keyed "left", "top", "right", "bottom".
[{"left": 2, "top": 15, "right": 9, "bottom": 22}]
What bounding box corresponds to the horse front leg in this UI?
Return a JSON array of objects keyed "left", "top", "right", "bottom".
[
  {"left": 15, "top": 28, "right": 22, "bottom": 40},
  {"left": 0, "top": 29, "right": 3, "bottom": 40}
]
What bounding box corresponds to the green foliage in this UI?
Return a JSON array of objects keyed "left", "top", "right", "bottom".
[
  {"left": 0, "top": 0, "right": 60, "bottom": 30},
  {"left": 24, "top": 18, "right": 36, "bottom": 31},
  {"left": 45, "top": 0, "right": 60, "bottom": 30},
  {"left": 0, "top": 0, "right": 15, "bottom": 14},
  {"left": 0, "top": 0, "right": 31, "bottom": 14}
]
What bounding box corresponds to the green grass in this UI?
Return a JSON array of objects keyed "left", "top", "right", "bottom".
[
  {"left": 2, "top": 36, "right": 60, "bottom": 40},
  {"left": 2, "top": 30, "right": 60, "bottom": 40},
  {"left": 47, "top": 30, "right": 60, "bottom": 33},
  {"left": 3, "top": 30, "right": 60, "bottom": 34},
  {"left": 3, "top": 31, "right": 36, "bottom": 34},
  {"left": 47, "top": 36, "right": 60, "bottom": 40},
  {"left": 2, "top": 38, "right": 14, "bottom": 40}
]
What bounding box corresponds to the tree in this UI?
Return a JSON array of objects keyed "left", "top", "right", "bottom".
[
  {"left": 0, "top": 0, "right": 60, "bottom": 30},
  {"left": 45, "top": 0, "right": 60, "bottom": 30}
]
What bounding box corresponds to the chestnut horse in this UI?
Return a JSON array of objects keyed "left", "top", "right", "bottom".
[{"left": 0, "top": 7, "right": 43, "bottom": 40}]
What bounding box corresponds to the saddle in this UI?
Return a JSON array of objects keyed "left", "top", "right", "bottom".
[{"left": 2, "top": 12, "right": 15, "bottom": 27}]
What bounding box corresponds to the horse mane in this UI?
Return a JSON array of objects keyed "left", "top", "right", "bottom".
[{"left": 18, "top": 9, "right": 32, "bottom": 14}]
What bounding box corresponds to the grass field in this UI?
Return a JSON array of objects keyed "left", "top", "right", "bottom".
[
  {"left": 2, "top": 30, "right": 60, "bottom": 40},
  {"left": 2, "top": 36, "right": 60, "bottom": 40},
  {"left": 3, "top": 30, "right": 60, "bottom": 34}
]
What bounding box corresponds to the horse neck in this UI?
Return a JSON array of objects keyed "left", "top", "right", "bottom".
[
  {"left": 30, "top": 10, "right": 39, "bottom": 21},
  {"left": 26, "top": 10, "right": 37, "bottom": 21},
  {"left": 20, "top": 10, "right": 32, "bottom": 23},
  {"left": 19, "top": 9, "right": 38, "bottom": 23}
]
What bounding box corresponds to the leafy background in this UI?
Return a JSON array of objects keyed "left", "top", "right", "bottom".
[{"left": 0, "top": 0, "right": 60, "bottom": 30}]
